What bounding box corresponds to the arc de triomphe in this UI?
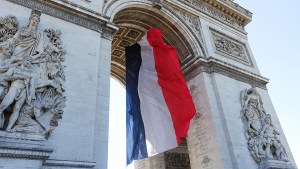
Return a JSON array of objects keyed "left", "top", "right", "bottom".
[{"left": 0, "top": 0, "right": 297, "bottom": 169}]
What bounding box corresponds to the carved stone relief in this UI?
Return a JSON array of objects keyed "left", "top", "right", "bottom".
[
  {"left": 211, "top": 28, "right": 253, "bottom": 67},
  {"left": 241, "top": 88, "right": 292, "bottom": 167},
  {"left": 0, "top": 11, "right": 66, "bottom": 139},
  {"left": 217, "top": 0, "right": 252, "bottom": 18},
  {"left": 0, "top": 15, "right": 19, "bottom": 43},
  {"left": 166, "top": 5, "right": 207, "bottom": 57},
  {"left": 181, "top": 0, "right": 245, "bottom": 31},
  {"left": 165, "top": 152, "right": 191, "bottom": 169}
]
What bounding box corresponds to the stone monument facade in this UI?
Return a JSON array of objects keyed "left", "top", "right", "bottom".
[{"left": 0, "top": 0, "right": 297, "bottom": 169}]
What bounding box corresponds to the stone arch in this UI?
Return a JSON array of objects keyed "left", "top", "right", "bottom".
[{"left": 105, "top": 0, "right": 206, "bottom": 85}]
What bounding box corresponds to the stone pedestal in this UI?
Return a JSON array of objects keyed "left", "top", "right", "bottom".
[
  {"left": 0, "top": 131, "right": 53, "bottom": 169},
  {"left": 134, "top": 139, "right": 191, "bottom": 169},
  {"left": 258, "top": 160, "right": 296, "bottom": 169}
]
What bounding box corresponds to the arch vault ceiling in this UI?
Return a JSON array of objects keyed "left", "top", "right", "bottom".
[{"left": 111, "top": 7, "right": 195, "bottom": 85}]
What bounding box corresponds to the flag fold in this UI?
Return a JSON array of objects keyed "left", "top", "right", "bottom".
[{"left": 126, "top": 28, "right": 196, "bottom": 165}]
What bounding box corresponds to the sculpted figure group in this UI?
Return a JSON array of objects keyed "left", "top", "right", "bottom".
[
  {"left": 0, "top": 11, "right": 66, "bottom": 138},
  {"left": 241, "top": 88, "right": 288, "bottom": 163}
]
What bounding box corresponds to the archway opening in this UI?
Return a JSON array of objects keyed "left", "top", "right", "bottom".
[
  {"left": 108, "top": 5, "right": 198, "bottom": 169},
  {"left": 108, "top": 77, "right": 131, "bottom": 169},
  {"left": 110, "top": 5, "right": 198, "bottom": 86}
]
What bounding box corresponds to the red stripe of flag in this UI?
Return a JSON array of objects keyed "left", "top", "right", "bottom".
[{"left": 147, "top": 28, "right": 196, "bottom": 144}]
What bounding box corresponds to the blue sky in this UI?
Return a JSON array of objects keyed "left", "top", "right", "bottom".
[{"left": 108, "top": 1, "right": 300, "bottom": 168}]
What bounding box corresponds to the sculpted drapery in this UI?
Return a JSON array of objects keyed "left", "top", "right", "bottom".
[
  {"left": 241, "top": 88, "right": 288, "bottom": 163},
  {"left": 0, "top": 11, "right": 66, "bottom": 138}
]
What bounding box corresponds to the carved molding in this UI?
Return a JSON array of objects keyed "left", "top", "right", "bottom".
[
  {"left": 5, "top": 0, "right": 118, "bottom": 34},
  {"left": 43, "top": 159, "right": 96, "bottom": 168},
  {"left": 217, "top": 0, "right": 252, "bottom": 18},
  {"left": 0, "top": 147, "right": 52, "bottom": 160},
  {"left": 0, "top": 131, "right": 53, "bottom": 161},
  {"left": 165, "top": 5, "right": 207, "bottom": 57},
  {"left": 81, "top": 0, "right": 92, "bottom": 3},
  {"left": 113, "top": 7, "right": 193, "bottom": 61},
  {"left": 52, "top": 0, "right": 102, "bottom": 16},
  {"left": 102, "top": 25, "right": 119, "bottom": 40},
  {"left": 210, "top": 28, "right": 253, "bottom": 67},
  {"left": 152, "top": 0, "right": 163, "bottom": 9},
  {"left": 173, "top": 0, "right": 245, "bottom": 32},
  {"left": 183, "top": 57, "right": 269, "bottom": 89}
]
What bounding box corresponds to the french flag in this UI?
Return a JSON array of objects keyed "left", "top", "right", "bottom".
[{"left": 126, "top": 28, "right": 196, "bottom": 165}]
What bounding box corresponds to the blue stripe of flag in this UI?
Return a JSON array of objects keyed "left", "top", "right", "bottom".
[{"left": 126, "top": 43, "right": 148, "bottom": 165}]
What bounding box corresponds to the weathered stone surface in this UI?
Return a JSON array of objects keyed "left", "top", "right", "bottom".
[
  {"left": 0, "top": 0, "right": 298, "bottom": 169},
  {"left": 0, "top": 132, "right": 53, "bottom": 169},
  {"left": 258, "top": 160, "right": 296, "bottom": 169}
]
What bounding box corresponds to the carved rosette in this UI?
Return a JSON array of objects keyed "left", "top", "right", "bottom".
[
  {"left": 0, "top": 11, "right": 66, "bottom": 139},
  {"left": 240, "top": 88, "right": 290, "bottom": 165}
]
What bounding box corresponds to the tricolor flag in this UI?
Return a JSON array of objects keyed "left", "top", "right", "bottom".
[{"left": 126, "top": 28, "right": 196, "bottom": 165}]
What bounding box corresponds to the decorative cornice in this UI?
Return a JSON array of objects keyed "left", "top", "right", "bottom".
[
  {"left": 43, "top": 159, "right": 96, "bottom": 168},
  {"left": 216, "top": 0, "right": 252, "bottom": 20},
  {"left": 52, "top": 0, "right": 104, "bottom": 17},
  {"left": 5, "top": 0, "right": 118, "bottom": 34},
  {"left": 189, "top": 0, "right": 252, "bottom": 24},
  {"left": 183, "top": 57, "right": 269, "bottom": 89},
  {"left": 167, "top": 0, "right": 248, "bottom": 32}
]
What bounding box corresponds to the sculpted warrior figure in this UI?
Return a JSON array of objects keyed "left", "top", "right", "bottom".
[
  {"left": 247, "top": 132, "right": 265, "bottom": 162},
  {"left": 240, "top": 88, "right": 290, "bottom": 163},
  {"left": 241, "top": 107, "right": 265, "bottom": 162},
  {"left": 13, "top": 94, "right": 55, "bottom": 135},
  {"left": 0, "top": 15, "right": 18, "bottom": 43},
  {"left": 260, "top": 114, "right": 288, "bottom": 161},
  {"left": 0, "top": 56, "right": 35, "bottom": 130},
  {"left": 0, "top": 39, "right": 15, "bottom": 98},
  {"left": 242, "top": 107, "right": 261, "bottom": 139},
  {"left": 0, "top": 12, "right": 66, "bottom": 138}
]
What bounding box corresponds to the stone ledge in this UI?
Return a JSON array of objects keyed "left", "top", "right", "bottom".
[
  {"left": 258, "top": 160, "right": 296, "bottom": 169},
  {"left": 0, "top": 134, "right": 53, "bottom": 161},
  {"left": 43, "top": 159, "right": 96, "bottom": 168},
  {"left": 5, "top": 0, "right": 118, "bottom": 34},
  {"left": 217, "top": 0, "right": 252, "bottom": 20},
  {"left": 183, "top": 57, "right": 269, "bottom": 89},
  {"left": 0, "top": 130, "right": 45, "bottom": 142}
]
